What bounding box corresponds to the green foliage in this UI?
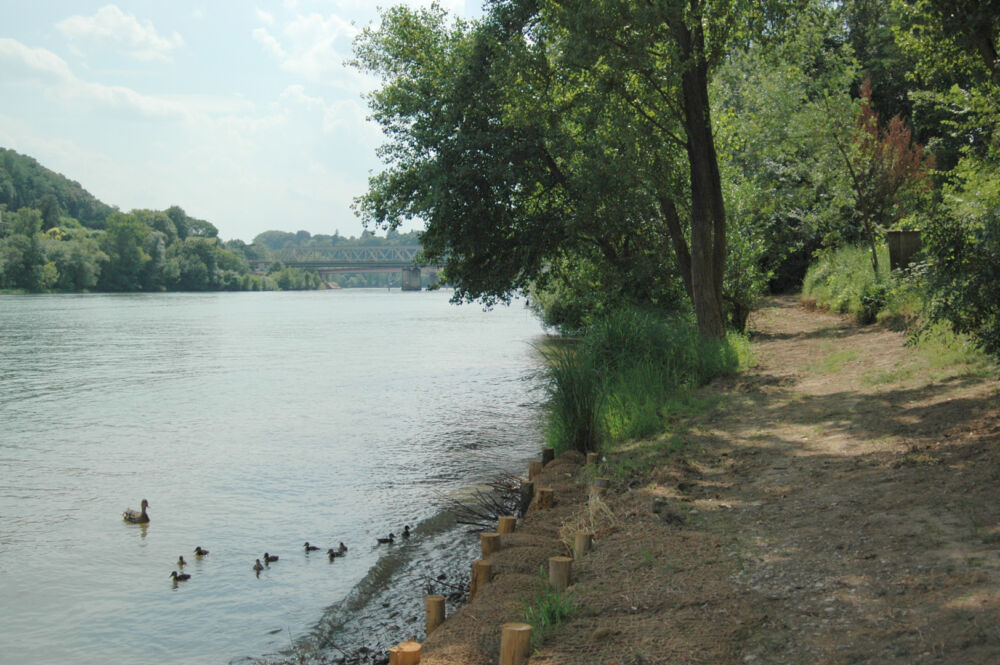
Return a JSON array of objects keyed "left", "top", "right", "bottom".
[
  {"left": 0, "top": 148, "right": 114, "bottom": 228},
  {"left": 542, "top": 308, "right": 746, "bottom": 453},
  {"left": 802, "top": 244, "right": 891, "bottom": 322},
  {"left": 522, "top": 567, "right": 576, "bottom": 647},
  {"left": 922, "top": 156, "right": 1000, "bottom": 355}
]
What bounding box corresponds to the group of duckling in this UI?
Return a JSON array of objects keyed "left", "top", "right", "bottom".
[
  {"left": 171, "top": 546, "right": 210, "bottom": 583},
  {"left": 123, "top": 499, "right": 413, "bottom": 584}
]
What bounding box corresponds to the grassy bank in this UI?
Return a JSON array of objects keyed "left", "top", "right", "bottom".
[{"left": 541, "top": 308, "right": 753, "bottom": 455}]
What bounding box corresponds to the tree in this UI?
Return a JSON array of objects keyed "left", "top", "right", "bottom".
[
  {"left": 99, "top": 212, "right": 152, "bottom": 291},
  {"left": 830, "top": 78, "right": 934, "bottom": 277}
]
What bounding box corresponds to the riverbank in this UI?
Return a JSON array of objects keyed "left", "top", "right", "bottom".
[{"left": 412, "top": 295, "right": 1000, "bottom": 664}]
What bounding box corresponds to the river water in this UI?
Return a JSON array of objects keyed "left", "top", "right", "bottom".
[{"left": 0, "top": 289, "right": 547, "bottom": 665}]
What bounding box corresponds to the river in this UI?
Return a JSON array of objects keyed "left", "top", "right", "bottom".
[{"left": 0, "top": 289, "right": 547, "bottom": 664}]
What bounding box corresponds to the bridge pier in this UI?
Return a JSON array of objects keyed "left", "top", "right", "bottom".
[{"left": 401, "top": 267, "right": 422, "bottom": 291}]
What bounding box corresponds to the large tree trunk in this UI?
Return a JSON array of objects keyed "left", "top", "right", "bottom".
[{"left": 676, "top": 9, "right": 727, "bottom": 339}]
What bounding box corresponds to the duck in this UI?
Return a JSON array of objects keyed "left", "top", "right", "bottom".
[
  {"left": 402, "top": 525, "right": 411, "bottom": 539},
  {"left": 304, "top": 542, "right": 320, "bottom": 552},
  {"left": 170, "top": 570, "right": 191, "bottom": 582},
  {"left": 122, "top": 499, "right": 150, "bottom": 524},
  {"left": 327, "top": 548, "right": 344, "bottom": 561},
  {"left": 253, "top": 559, "right": 265, "bottom": 574},
  {"left": 194, "top": 546, "right": 209, "bottom": 556},
  {"left": 338, "top": 542, "right": 348, "bottom": 553},
  {"left": 177, "top": 555, "right": 187, "bottom": 568},
  {"left": 376, "top": 533, "right": 395, "bottom": 545},
  {"left": 264, "top": 552, "right": 279, "bottom": 564}
]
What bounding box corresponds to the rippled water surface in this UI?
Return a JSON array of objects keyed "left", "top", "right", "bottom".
[{"left": 0, "top": 290, "right": 546, "bottom": 664}]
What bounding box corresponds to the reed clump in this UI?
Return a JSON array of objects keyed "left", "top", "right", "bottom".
[{"left": 542, "top": 308, "right": 750, "bottom": 454}]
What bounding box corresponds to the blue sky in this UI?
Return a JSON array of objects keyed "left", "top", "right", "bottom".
[{"left": 0, "top": 1, "right": 482, "bottom": 242}]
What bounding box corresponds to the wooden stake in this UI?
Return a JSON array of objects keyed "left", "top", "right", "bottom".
[
  {"left": 593, "top": 477, "right": 610, "bottom": 495},
  {"left": 396, "top": 641, "right": 421, "bottom": 665},
  {"left": 425, "top": 595, "right": 445, "bottom": 635},
  {"left": 388, "top": 647, "right": 399, "bottom": 665},
  {"left": 549, "top": 556, "right": 573, "bottom": 591},
  {"left": 499, "top": 622, "right": 533, "bottom": 665},
  {"left": 481, "top": 531, "right": 501, "bottom": 557},
  {"left": 528, "top": 460, "right": 542, "bottom": 481},
  {"left": 537, "top": 487, "right": 554, "bottom": 509},
  {"left": 573, "top": 531, "right": 592, "bottom": 561},
  {"left": 519, "top": 481, "right": 534, "bottom": 514},
  {"left": 470, "top": 559, "right": 493, "bottom": 601},
  {"left": 541, "top": 447, "right": 555, "bottom": 466},
  {"left": 497, "top": 515, "right": 516, "bottom": 534},
  {"left": 586, "top": 452, "right": 599, "bottom": 466}
]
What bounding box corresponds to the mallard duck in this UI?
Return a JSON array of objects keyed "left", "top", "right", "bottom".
[
  {"left": 177, "top": 555, "right": 187, "bottom": 568},
  {"left": 264, "top": 552, "right": 278, "bottom": 563},
  {"left": 170, "top": 570, "right": 191, "bottom": 582},
  {"left": 327, "top": 547, "right": 345, "bottom": 560},
  {"left": 253, "top": 559, "right": 264, "bottom": 573},
  {"left": 122, "top": 499, "right": 150, "bottom": 524},
  {"left": 338, "top": 542, "right": 348, "bottom": 553},
  {"left": 194, "top": 546, "right": 209, "bottom": 556},
  {"left": 304, "top": 542, "right": 320, "bottom": 552},
  {"left": 376, "top": 533, "right": 395, "bottom": 545},
  {"left": 402, "top": 525, "right": 411, "bottom": 539}
]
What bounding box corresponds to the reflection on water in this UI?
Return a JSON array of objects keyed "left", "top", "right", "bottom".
[{"left": 0, "top": 290, "right": 545, "bottom": 665}]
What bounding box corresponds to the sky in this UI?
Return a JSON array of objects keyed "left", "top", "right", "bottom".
[{"left": 0, "top": 1, "right": 482, "bottom": 242}]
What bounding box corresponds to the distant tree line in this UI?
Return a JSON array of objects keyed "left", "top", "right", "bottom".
[{"left": 0, "top": 148, "right": 424, "bottom": 292}]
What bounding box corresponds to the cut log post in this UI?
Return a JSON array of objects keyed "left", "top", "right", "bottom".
[
  {"left": 425, "top": 595, "right": 445, "bottom": 635},
  {"left": 499, "top": 623, "right": 533, "bottom": 665},
  {"left": 586, "top": 452, "right": 599, "bottom": 466},
  {"left": 470, "top": 559, "right": 493, "bottom": 601},
  {"left": 541, "top": 447, "right": 555, "bottom": 466},
  {"left": 519, "top": 481, "right": 534, "bottom": 514},
  {"left": 481, "top": 531, "right": 501, "bottom": 557},
  {"left": 549, "top": 556, "right": 573, "bottom": 591},
  {"left": 528, "top": 460, "right": 543, "bottom": 481},
  {"left": 388, "top": 647, "right": 398, "bottom": 665},
  {"left": 573, "top": 531, "right": 592, "bottom": 561},
  {"left": 396, "top": 641, "right": 421, "bottom": 665},
  {"left": 537, "top": 487, "right": 554, "bottom": 509},
  {"left": 497, "top": 515, "right": 516, "bottom": 534}
]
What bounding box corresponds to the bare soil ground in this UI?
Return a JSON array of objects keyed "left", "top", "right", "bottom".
[{"left": 419, "top": 296, "right": 1000, "bottom": 665}]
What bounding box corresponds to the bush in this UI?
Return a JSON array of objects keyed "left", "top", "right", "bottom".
[{"left": 802, "top": 244, "right": 890, "bottom": 323}]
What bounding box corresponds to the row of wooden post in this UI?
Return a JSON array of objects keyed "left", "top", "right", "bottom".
[{"left": 396, "top": 449, "right": 604, "bottom": 665}]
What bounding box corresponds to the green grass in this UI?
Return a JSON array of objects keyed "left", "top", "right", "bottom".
[
  {"left": 808, "top": 348, "right": 859, "bottom": 374},
  {"left": 802, "top": 244, "right": 889, "bottom": 323},
  {"left": 541, "top": 308, "right": 752, "bottom": 454},
  {"left": 522, "top": 567, "right": 576, "bottom": 647}
]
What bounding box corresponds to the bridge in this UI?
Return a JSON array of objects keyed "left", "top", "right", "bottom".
[{"left": 250, "top": 246, "right": 441, "bottom": 290}]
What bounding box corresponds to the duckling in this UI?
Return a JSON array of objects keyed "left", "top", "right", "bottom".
[
  {"left": 327, "top": 548, "right": 344, "bottom": 561},
  {"left": 177, "top": 555, "right": 187, "bottom": 568},
  {"left": 402, "top": 525, "right": 411, "bottom": 539},
  {"left": 122, "top": 499, "right": 150, "bottom": 524},
  {"left": 170, "top": 570, "right": 191, "bottom": 582},
  {"left": 304, "top": 542, "right": 320, "bottom": 552},
  {"left": 194, "top": 546, "right": 209, "bottom": 556},
  {"left": 376, "top": 533, "right": 395, "bottom": 545},
  {"left": 253, "top": 559, "right": 265, "bottom": 574},
  {"left": 338, "top": 542, "right": 348, "bottom": 553},
  {"left": 264, "top": 552, "right": 279, "bottom": 564}
]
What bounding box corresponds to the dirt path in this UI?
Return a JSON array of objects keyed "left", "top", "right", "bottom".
[{"left": 419, "top": 296, "right": 1000, "bottom": 665}]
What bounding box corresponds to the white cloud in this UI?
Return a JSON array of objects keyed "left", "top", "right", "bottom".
[
  {"left": 254, "top": 12, "right": 359, "bottom": 85},
  {"left": 256, "top": 9, "right": 275, "bottom": 26},
  {"left": 56, "top": 5, "right": 184, "bottom": 62}
]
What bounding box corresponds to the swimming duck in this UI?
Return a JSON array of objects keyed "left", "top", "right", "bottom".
[
  {"left": 327, "top": 548, "right": 344, "bottom": 560},
  {"left": 194, "top": 546, "right": 209, "bottom": 556},
  {"left": 264, "top": 552, "right": 279, "bottom": 564},
  {"left": 253, "top": 559, "right": 265, "bottom": 574},
  {"left": 177, "top": 555, "right": 187, "bottom": 568},
  {"left": 338, "top": 542, "right": 348, "bottom": 553},
  {"left": 170, "top": 570, "right": 191, "bottom": 582},
  {"left": 304, "top": 542, "right": 320, "bottom": 552},
  {"left": 122, "top": 499, "right": 150, "bottom": 524},
  {"left": 376, "top": 533, "right": 395, "bottom": 545},
  {"left": 402, "top": 525, "right": 411, "bottom": 539}
]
